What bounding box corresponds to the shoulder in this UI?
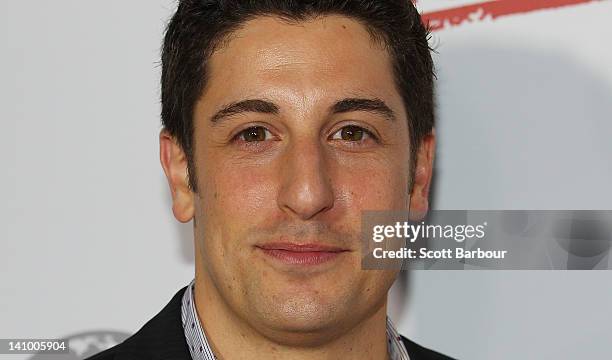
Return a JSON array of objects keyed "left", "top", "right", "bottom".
[
  {"left": 86, "top": 346, "right": 128, "bottom": 360},
  {"left": 86, "top": 343, "right": 143, "bottom": 360},
  {"left": 400, "top": 335, "right": 457, "bottom": 360},
  {"left": 85, "top": 287, "right": 191, "bottom": 360}
]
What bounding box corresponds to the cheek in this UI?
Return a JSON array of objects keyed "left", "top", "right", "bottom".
[
  {"left": 201, "top": 161, "right": 278, "bottom": 226},
  {"left": 334, "top": 159, "right": 410, "bottom": 212},
  {"left": 195, "top": 162, "right": 279, "bottom": 278}
]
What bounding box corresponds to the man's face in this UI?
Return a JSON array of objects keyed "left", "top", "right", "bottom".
[{"left": 168, "top": 15, "right": 431, "bottom": 344}]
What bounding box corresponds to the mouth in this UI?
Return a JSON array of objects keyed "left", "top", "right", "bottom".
[{"left": 255, "top": 242, "right": 350, "bottom": 266}]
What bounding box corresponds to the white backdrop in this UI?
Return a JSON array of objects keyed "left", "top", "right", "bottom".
[{"left": 2, "top": 1, "right": 612, "bottom": 359}]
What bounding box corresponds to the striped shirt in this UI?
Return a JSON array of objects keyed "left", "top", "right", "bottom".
[{"left": 181, "top": 279, "right": 410, "bottom": 360}]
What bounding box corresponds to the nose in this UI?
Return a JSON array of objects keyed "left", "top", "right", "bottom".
[{"left": 277, "top": 139, "right": 334, "bottom": 220}]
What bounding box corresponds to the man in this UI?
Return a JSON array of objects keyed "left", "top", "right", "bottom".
[{"left": 90, "top": 0, "right": 450, "bottom": 359}]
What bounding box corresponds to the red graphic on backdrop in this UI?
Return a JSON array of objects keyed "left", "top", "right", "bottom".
[{"left": 421, "top": 0, "right": 602, "bottom": 31}]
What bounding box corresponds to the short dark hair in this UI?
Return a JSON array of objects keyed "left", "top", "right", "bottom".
[{"left": 161, "top": 0, "right": 435, "bottom": 192}]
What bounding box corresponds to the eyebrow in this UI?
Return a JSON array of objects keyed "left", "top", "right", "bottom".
[
  {"left": 210, "top": 99, "right": 279, "bottom": 124},
  {"left": 209, "top": 97, "right": 396, "bottom": 124},
  {"left": 331, "top": 98, "right": 396, "bottom": 122}
]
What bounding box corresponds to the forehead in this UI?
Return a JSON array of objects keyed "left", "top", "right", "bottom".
[{"left": 199, "top": 15, "right": 405, "bottom": 119}]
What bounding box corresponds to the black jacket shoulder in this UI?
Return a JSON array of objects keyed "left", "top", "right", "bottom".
[
  {"left": 86, "top": 287, "right": 191, "bottom": 360},
  {"left": 401, "top": 336, "right": 457, "bottom": 360}
]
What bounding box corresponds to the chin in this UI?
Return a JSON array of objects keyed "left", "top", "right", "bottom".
[
  {"left": 247, "top": 292, "right": 355, "bottom": 345},
  {"left": 255, "top": 314, "right": 350, "bottom": 347}
]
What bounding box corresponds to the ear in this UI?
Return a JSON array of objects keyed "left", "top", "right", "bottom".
[
  {"left": 409, "top": 130, "right": 436, "bottom": 219},
  {"left": 159, "top": 130, "right": 195, "bottom": 223}
]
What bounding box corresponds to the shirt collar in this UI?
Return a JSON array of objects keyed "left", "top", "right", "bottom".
[{"left": 181, "top": 279, "right": 410, "bottom": 360}]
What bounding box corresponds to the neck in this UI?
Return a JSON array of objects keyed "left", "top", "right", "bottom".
[{"left": 193, "top": 267, "right": 390, "bottom": 360}]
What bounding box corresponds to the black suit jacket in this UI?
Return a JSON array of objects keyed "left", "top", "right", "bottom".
[{"left": 88, "top": 287, "right": 455, "bottom": 360}]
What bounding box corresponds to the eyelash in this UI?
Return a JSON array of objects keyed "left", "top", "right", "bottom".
[
  {"left": 329, "top": 125, "right": 379, "bottom": 143},
  {"left": 232, "top": 126, "right": 276, "bottom": 143}
]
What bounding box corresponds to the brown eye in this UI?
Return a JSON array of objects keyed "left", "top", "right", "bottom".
[
  {"left": 332, "top": 125, "right": 371, "bottom": 141},
  {"left": 341, "top": 126, "right": 363, "bottom": 141},
  {"left": 239, "top": 126, "right": 270, "bottom": 142}
]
